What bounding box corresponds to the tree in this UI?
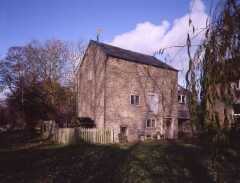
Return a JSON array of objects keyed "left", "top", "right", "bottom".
[
  {"left": 0, "top": 39, "right": 85, "bottom": 129},
  {"left": 187, "top": 0, "right": 240, "bottom": 128},
  {"left": 186, "top": 1, "right": 240, "bottom": 181}
]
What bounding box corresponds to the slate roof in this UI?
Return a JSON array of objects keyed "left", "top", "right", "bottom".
[{"left": 90, "top": 40, "right": 178, "bottom": 71}]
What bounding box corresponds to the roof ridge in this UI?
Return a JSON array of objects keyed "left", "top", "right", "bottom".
[
  {"left": 89, "top": 40, "right": 178, "bottom": 71},
  {"left": 90, "top": 40, "right": 157, "bottom": 58}
]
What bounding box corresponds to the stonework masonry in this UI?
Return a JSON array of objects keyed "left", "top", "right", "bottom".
[{"left": 76, "top": 41, "right": 179, "bottom": 142}]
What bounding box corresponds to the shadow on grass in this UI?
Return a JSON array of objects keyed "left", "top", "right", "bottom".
[
  {"left": 0, "top": 138, "right": 130, "bottom": 183},
  {"left": 117, "top": 142, "right": 214, "bottom": 183},
  {"left": 0, "top": 132, "right": 239, "bottom": 183},
  {"left": 0, "top": 130, "right": 43, "bottom": 150}
]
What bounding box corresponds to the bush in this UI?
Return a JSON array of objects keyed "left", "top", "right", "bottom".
[{"left": 77, "top": 117, "right": 96, "bottom": 128}]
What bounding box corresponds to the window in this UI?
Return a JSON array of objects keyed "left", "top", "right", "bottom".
[
  {"left": 146, "top": 118, "right": 156, "bottom": 128},
  {"left": 146, "top": 119, "right": 151, "bottom": 127},
  {"left": 178, "top": 95, "right": 186, "bottom": 104},
  {"left": 130, "top": 95, "right": 140, "bottom": 105},
  {"left": 88, "top": 71, "right": 93, "bottom": 81},
  {"left": 232, "top": 104, "right": 240, "bottom": 126},
  {"left": 233, "top": 104, "right": 240, "bottom": 116},
  {"left": 147, "top": 93, "right": 159, "bottom": 113},
  {"left": 178, "top": 95, "right": 181, "bottom": 102},
  {"left": 43, "top": 124, "right": 47, "bottom": 132},
  {"left": 182, "top": 96, "right": 186, "bottom": 103},
  {"left": 236, "top": 80, "right": 240, "bottom": 90}
]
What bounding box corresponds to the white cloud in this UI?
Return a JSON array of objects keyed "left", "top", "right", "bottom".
[
  {"left": 110, "top": 0, "right": 208, "bottom": 86},
  {"left": 111, "top": 21, "right": 170, "bottom": 54}
]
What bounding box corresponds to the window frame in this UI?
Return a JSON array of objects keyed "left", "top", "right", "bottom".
[
  {"left": 130, "top": 94, "right": 140, "bottom": 106},
  {"left": 178, "top": 95, "right": 181, "bottom": 103},
  {"left": 232, "top": 104, "right": 240, "bottom": 116},
  {"left": 145, "top": 118, "right": 156, "bottom": 128},
  {"left": 182, "top": 95, "right": 186, "bottom": 104},
  {"left": 178, "top": 95, "right": 186, "bottom": 104}
]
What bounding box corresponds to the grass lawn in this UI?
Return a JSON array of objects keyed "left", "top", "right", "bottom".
[{"left": 0, "top": 131, "right": 239, "bottom": 183}]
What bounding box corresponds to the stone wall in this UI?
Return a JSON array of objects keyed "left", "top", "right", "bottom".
[
  {"left": 77, "top": 46, "right": 179, "bottom": 142},
  {"left": 77, "top": 44, "right": 107, "bottom": 128},
  {"left": 104, "top": 57, "right": 178, "bottom": 142}
]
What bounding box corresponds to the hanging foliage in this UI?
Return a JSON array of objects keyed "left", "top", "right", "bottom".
[{"left": 186, "top": 0, "right": 240, "bottom": 129}]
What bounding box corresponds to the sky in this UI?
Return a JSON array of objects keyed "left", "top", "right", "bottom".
[{"left": 0, "top": 0, "right": 213, "bottom": 98}]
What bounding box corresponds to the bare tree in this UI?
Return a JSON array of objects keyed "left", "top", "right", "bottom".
[{"left": 0, "top": 39, "right": 85, "bottom": 129}]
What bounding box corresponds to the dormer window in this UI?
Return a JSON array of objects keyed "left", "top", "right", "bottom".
[{"left": 178, "top": 95, "right": 186, "bottom": 104}]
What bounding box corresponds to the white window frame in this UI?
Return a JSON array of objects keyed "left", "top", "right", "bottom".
[
  {"left": 178, "top": 95, "right": 186, "bottom": 104},
  {"left": 232, "top": 112, "right": 240, "bottom": 116},
  {"left": 232, "top": 104, "right": 240, "bottom": 128},
  {"left": 232, "top": 109, "right": 240, "bottom": 128},
  {"left": 130, "top": 95, "right": 140, "bottom": 105},
  {"left": 232, "top": 106, "right": 240, "bottom": 116},
  {"left": 182, "top": 95, "right": 186, "bottom": 104},
  {"left": 145, "top": 118, "right": 156, "bottom": 128}
]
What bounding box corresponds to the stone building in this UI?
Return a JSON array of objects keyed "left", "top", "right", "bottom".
[
  {"left": 76, "top": 40, "right": 179, "bottom": 142},
  {"left": 177, "top": 85, "right": 191, "bottom": 137}
]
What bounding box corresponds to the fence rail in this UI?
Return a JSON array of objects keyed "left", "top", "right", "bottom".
[{"left": 53, "top": 128, "right": 114, "bottom": 144}]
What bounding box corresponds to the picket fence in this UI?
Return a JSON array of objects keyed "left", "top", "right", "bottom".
[{"left": 53, "top": 128, "right": 115, "bottom": 144}]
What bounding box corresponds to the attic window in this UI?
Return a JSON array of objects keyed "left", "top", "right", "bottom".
[
  {"left": 178, "top": 95, "right": 186, "bottom": 104},
  {"left": 146, "top": 118, "right": 156, "bottom": 128},
  {"left": 130, "top": 95, "right": 139, "bottom": 105}
]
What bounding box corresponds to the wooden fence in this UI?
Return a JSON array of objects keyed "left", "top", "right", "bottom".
[{"left": 53, "top": 128, "right": 115, "bottom": 144}]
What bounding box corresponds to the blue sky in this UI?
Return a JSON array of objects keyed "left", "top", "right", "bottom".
[
  {"left": 0, "top": 0, "right": 212, "bottom": 99},
  {"left": 0, "top": 0, "right": 203, "bottom": 57}
]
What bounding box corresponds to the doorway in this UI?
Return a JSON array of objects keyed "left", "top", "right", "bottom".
[
  {"left": 163, "top": 118, "right": 172, "bottom": 139},
  {"left": 119, "top": 126, "right": 128, "bottom": 143}
]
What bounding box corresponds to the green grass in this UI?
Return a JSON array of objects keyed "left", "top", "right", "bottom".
[{"left": 0, "top": 131, "right": 239, "bottom": 183}]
